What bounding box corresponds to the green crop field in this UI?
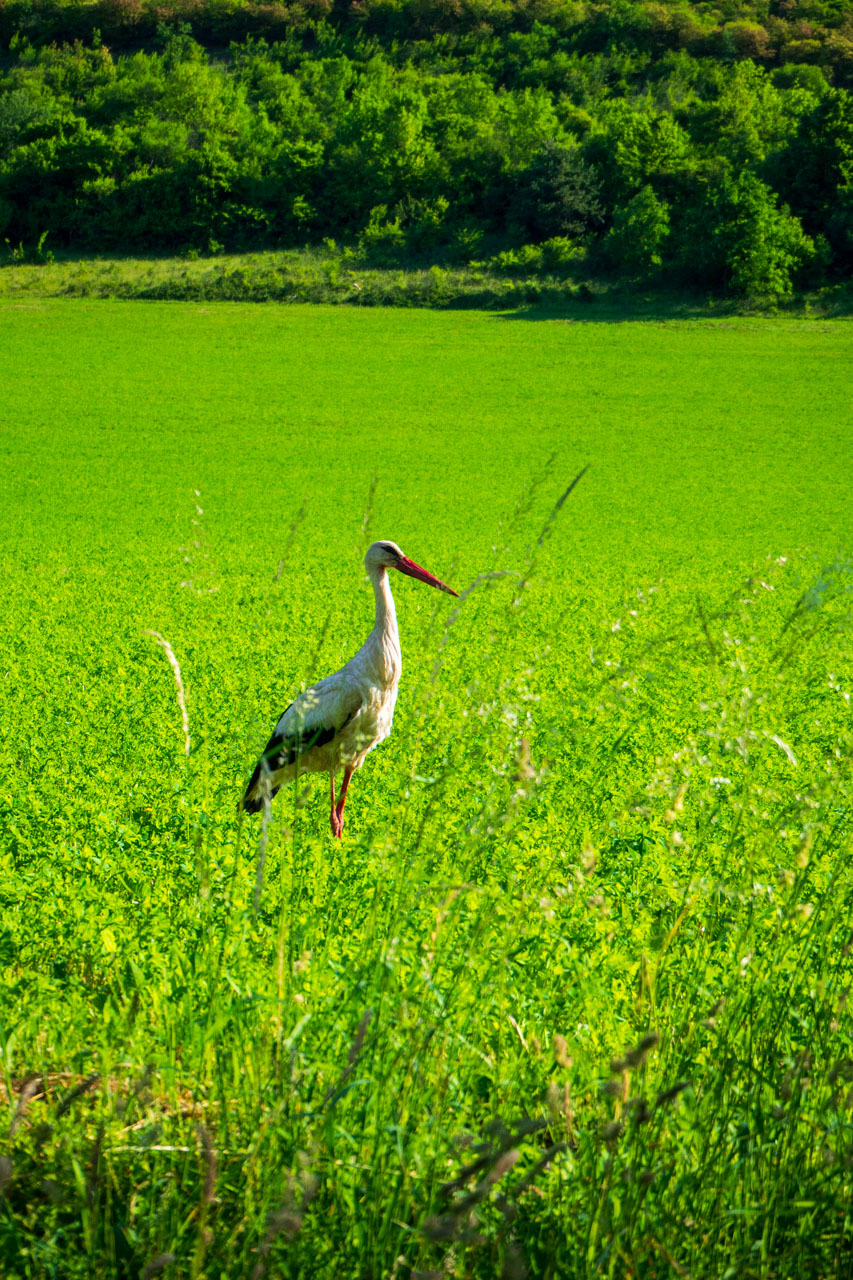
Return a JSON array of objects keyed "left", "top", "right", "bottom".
[{"left": 2, "top": 300, "right": 853, "bottom": 1279}]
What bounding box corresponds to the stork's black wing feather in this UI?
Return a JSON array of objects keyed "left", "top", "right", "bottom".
[{"left": 241, "top": 704, "right": 353, "bottom": 814}]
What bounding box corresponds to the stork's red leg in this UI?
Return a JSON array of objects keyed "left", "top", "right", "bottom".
[
  {"left": 334, "top": 764, "right": 355, "bottom": 836},
  {"left": 330, "top": 771, "right": 342, "bottom": 838}
]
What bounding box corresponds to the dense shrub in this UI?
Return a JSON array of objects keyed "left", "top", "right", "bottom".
[
  {"left": 677, "top": 172, "right": 816, "bottom": 296},
  {"left": 602, "top": 183, "right": 670, "bottom": 275},
  {"left": 0, "top": 2, "right": 851, "bottom": 295},
  {"left": 771, "top": 87, "right": 853, "bottom": 267},
  {"left": 512, "top": 141, "right": 606, "bottom": 240}
]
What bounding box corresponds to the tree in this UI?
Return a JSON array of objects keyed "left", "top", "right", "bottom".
[
  {"left": 512, "top": 140, "right": 604, "bottom": 241},
  {"left": 603, "top": 184, "right": 670, "bottom": 275},
  {"left": 584, "top": 101, "right": 691, "bottom": 205},
  {"left": 684, "top": 171, "right": 816, "bottom": 297},
  {"left": 772, "top": 88, "right": 853, "bottom": 268}
]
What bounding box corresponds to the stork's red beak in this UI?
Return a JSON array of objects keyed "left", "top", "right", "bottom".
[{"left": 396, "top": 555, "right": 459, "bottom": 597}]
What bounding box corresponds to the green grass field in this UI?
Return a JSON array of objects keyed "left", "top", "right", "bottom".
[{"left": 2, "top": 300, "right": 853, "bottom": 1278}]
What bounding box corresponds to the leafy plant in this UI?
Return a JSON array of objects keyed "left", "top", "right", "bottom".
[
  {"left": 513, "top": 141, "right": 606, "bottom": 242},
  {"left": 1, "top": 301, "right": 852, "bottom": 1275},
  {"left": 603, "top": 184, "right": 670, "bottom": 274},
  {"left": 3, "top": 229, "right": 52, "bottom": 264}
]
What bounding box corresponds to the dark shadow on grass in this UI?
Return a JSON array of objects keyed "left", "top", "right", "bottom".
[{"left": 487, "top": 284, "right": 853, "bottom": 324}]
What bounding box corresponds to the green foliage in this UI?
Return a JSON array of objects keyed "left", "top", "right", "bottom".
[
  {"left": 487, "top": 234, "right": 586, "bottom": 274},
  {"left": 396, "top": 193, "right": 451, "bottom": 250},
  {"left": 358, "top": 202, "right": 406, "bottom": 250},
  {"left": 3, "top": 227, "right": 53, "bottom": 262},
  {"left": 772, "top": 61, "right": 830, "bottom": 94},
  {"left": 602, "top": 183, "right": 670, "bottom": 274},
  {"left": 2, "top": 301, "right": 853, "bottom": 1275},
  {"left": 700, "top": 171, "right": 816, "bottom": 297},
  {"left": 0, "top": 7, "right": 849, "bottom": 294},
  {"left": 696, "top": 59, "right": 790, "bottom": 167},
  {"left": 773, "top": 87, "right": 853, "bottom": 267},
  {"left": 513, "top": 140, "right": 606, "bottom": 241},
  {"left": 586, "top": 100, "right": 691, "bottom": 201}
]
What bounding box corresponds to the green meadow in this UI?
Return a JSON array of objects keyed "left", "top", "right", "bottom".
[{"left": 2, "top": 300, "right": 853, "bottom": 1278}]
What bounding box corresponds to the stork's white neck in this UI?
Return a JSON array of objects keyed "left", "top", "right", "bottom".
[
  {"left": 364, "top": 565, "right": 402, "bottom": 684},
  {"left": 370, "top": 566, "right": 398, "bottom": 640}
]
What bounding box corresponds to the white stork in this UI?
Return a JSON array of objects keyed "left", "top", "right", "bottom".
[{"left": 242, "top": 540, "right": 458, "bottom": 837}]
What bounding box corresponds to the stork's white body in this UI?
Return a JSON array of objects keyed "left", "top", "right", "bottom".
[
  {"left": 242, "top": 540, "right": 455, "bottom": 834},
  {"left": 262, "top": 569, "right": 402, "bottom": 792}
]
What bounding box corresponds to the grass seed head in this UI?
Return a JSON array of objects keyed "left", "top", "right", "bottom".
[
  {"left": 514, "top": 737, "right": 535, "bottom": 784},
  {"left": 626, "top": 1097, "right": 651, "bottom": 1124},
  {"left": 485, "top": 1148, "right": 521, "bottom": 1188},
  {"left": 10, "top": 1075, "right": 42, "bottom": 1138},
  {"left": 56, "top": 1073, "right": 100, "bottom": 1119},
  {"left": 655, "top": 1081, "right": 689, "bottom": 1108},
  {"left": 144, "top": 630, "right": 190, "bottom": 755},
  {"left": 553, "top": 1035, "right": 572, "bottom": 1069},
  {"left": 423, "top": 1214, "right": 459, "bottom": 1242},
  {"left": 349, "top": 1009, "right": 372, "bottom": 1065},
  {"left": 142, "top": 1256, "right": 176, "bottom": 1280},
  {"left": 624, "top": 1032, "right": 660, "bottom": 1069},
  {"left": 603, "top": 1120, "right": 623, "bottom": 1147},
  {"left": 198, "top": 1125, "right": 218, "bottom": 1205}
]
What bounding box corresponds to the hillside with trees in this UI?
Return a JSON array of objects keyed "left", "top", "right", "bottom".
[{"left": 1, "top": 0, "right": 852, "bottom": 298}]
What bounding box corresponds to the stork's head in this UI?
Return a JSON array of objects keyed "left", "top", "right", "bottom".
[{"left": 365, "top": 540, "right": 458, "bottom": 597}]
